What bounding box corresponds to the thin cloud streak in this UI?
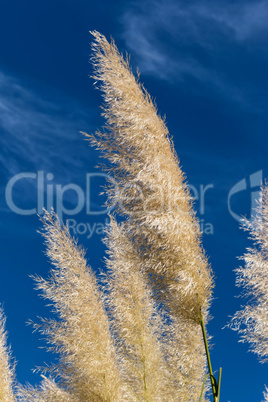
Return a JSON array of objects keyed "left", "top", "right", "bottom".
[
  {"left": 0, "top": 71, "right": 94, "bottom": 180},
  {"left": 120, "top": 0, "right": 268, "bottom": 108},
  {"left": 0, "top": 70, "right": 97, "bottom": 214},
  {"left": 201, "top": 0, "right": 268, "bottom": 41}
]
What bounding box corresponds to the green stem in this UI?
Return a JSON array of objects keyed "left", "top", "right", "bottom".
[
  {"left": 199, "top": 373, "right": 210, "bottom": 402},
  {"left": 103, "top": 373, "right": 108, "bottom": 401},
  {"left": 200, "top": 312, "right": 221, "bottom": 402},
  {"left": 217, "top": 367, "right": 222, "bottom": 401}
]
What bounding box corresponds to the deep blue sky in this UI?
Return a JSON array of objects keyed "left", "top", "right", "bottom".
[{"left": 0, "top": 0, "right": 267, "bottom": 400}]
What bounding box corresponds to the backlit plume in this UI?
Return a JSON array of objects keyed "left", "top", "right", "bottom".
[
  {"left": 230, "top": 184, "right": 268, "bottom": 362},
  {"left": 0, "top": 308, "right": 16, "bottom": 402}
]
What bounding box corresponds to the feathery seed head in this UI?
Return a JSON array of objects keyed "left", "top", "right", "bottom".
[
  {"left": 84, "top": 31, "right": 214, "bottom": 323},
  {"left": 33, "top": 210, "right": 127, "bottom": 400},
  {"left": 230, "top": 184, "right": 268, "bottom": 361},
  {"left": 0, "top": 308, "right": 16, "bottom": 402}
]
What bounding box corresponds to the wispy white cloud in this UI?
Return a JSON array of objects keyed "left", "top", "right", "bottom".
[
  {"left": 0, "top": 70, "right": 97, "bottom": 213},
  {"left": 0, "top": 71, "right": 94, "bottom": 180},
  {"left": 200, "top": 0, "right": 268, "bottom": 41},
  {"left": 120, "top": 0, "right": 268, "bottom": 107}
]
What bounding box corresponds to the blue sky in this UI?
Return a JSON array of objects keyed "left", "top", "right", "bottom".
[{"left": 0, "top": 0, "right": 268, "bottom": 400}]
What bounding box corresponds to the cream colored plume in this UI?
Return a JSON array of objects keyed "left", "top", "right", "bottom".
[
  {"left": 84, "top": 31, "right": 213, "bottom": 323},
  {"left": 230, "top": 185, "right": 268, "bottom": 361},
  {"left": 31, "top": 210, "right": 126, "bottom": 401},
  {"left": 263, "top": 386, "right": 268, "bottom": 402},
  {"left": 103, "top": 217, "right": 174, "bottom": 401},
  {"left": 0, "top": 308, "right": 16, "bottom": 402},
  {"left": 16, "top": 375, "right": 78, "bottom": 402},
  {"left": 104, "top": 217, "right": 208, "bottom": 401}
]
